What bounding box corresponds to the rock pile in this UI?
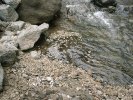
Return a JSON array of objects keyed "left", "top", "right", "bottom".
[
  {"left": 0, "top": 0, "right": 133, "bottom": 98},
  {"left": 0, "top": 0, "right": 62, "bottom": 90}
]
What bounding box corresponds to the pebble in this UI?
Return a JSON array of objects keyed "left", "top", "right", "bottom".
[
  {"left": 30, "top": 50, "right": 41, "bottom": 59},
  {"left": 46, "top": 77, "right": 53, "bottom": 82}
]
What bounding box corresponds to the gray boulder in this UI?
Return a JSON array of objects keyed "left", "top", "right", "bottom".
[
  {"left": 2, "top": 0, "right": 21, "bottom": 8},
  {"left": 0, "top": 44, "right": 18, "bottom": 67},
  {"left": 0, "top": 64, "right": 3, "bottom": 91},
  {"left": 17, "top": 0, "right": 61, "bottom": 24},
  {"left": 18, "top": 23, "right": 49, "bottom": 50},
  {"left": 0, "top": 4, "right": 18, "bottom": 21}
]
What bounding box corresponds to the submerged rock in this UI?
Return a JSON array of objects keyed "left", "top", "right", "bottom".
[{"left": 17, "top": 0, "right": 61, "bottom": 24}]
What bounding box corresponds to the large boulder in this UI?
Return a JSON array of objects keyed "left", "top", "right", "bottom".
[
  {"left": 18, "top": 23, "right": 49, "bottom": 50},
  {"left": 17, "top": 0, "right": 61, "bottom": 24}
]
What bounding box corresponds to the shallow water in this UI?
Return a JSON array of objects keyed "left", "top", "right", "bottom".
[{"left": 35, "top": 1, "right": 133, "bottom": 84}]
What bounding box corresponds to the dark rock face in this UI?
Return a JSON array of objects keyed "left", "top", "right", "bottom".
[{"left": 17, "top": 0, "right": 61, "bottom": 24}]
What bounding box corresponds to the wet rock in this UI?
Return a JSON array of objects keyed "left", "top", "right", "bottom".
[
  {"left": 0, "top": 64, "right": 3, "bottom": 91},
  {"left": 92, "top": 66, "right": 133, "bottom": 85},
  {"left": 0, "top": 4, "right": 18, "bottom": 21},
  {"left": 2, "top": 0, "right": 21, "bottom": 8},
  {"left": 0, "top": 44, "right": 18, "bottom": 67},
  {"left": 17, "top": 0, "right": 61, "bottom": 24},
  {"left": 18, "top": 23, "right": 49, "bottom": 50}
]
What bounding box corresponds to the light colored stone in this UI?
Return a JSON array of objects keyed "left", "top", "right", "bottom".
[
  {"left": 0, "top": 35, "right": 18, "bottom": 47},
  {"left": 30, "top": 50, "right": 41, "bottom": 59},
  {"left": 18, "top": 23, "right": 49, "bottom": 50},
  {"left": 6, "top": 21, "right": 25, "bottom": 31}
]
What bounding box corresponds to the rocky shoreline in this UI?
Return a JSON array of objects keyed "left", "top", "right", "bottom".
[
  {"left": 0, "top": 0, "right": 133, "bottom": 99},
  {"left": 0, "top": 52, "right": 133, "bottom": 100}
]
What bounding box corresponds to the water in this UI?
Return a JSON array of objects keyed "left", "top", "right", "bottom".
[{"left": 36, "top": 1, "right": 133, "bottom": 84}]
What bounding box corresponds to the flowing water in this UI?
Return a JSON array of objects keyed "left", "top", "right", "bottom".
[{"left": 36, "top": 0, "right": 133, "bottom": 84}]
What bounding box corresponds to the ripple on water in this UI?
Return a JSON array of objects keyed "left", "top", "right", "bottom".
[{"left": 35, "top": 8, "right": 133, "bottom": 84}]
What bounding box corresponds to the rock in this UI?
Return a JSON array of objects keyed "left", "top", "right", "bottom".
[
  {"left": 0, "top": 20, "right": 9, "bottom": 31},
  {"left": 46, "top": 77, "right": 53, "bottom": 82},
  {"left": 0, "top": 34, "right": 18, "bottom": 47},
  {"left": 18, "top": 23, "right": 49, "bottom": 50},
  {"left": 0, "top": 64, "right": 3, "bottom": 91},
  {"left": 0, "top": 4, "right": 18, "bottom": 21},
  {"left": 30, "top": 50, "right": 41, "bottom": 59},
  {"left": 17, "top": 0, "right": 61, "bottom": 24},
  {"left": 2, "top": 0, "right": 21, "bottom": 8},
  {"left": 6, "top": 21, "right": 25, "bottom": 31},
  {"left": 93, "top": 0, "right": 116, "bottom": 7},
  {"left": 0, "top": 44, "right": 18, "bottom": 67}
]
